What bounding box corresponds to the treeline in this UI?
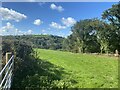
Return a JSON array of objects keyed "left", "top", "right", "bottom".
[
  {"left": 3, "top": 34, "right": 64, "bottom": 51},
  {"left": 63, "top": 2, "right": 120, "bottom": 54}
]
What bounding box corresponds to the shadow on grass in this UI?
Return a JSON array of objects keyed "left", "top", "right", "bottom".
[{"left": 11, "top": 56, "right": 77, "bottom": 89}]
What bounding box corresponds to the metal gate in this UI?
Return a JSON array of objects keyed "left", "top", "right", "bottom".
[{"left": 0, "top": 55, "right": 14, "bottom": 90}]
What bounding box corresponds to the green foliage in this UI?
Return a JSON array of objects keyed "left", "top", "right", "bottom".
[
  {"left": 16, "top": 35, "right": 64, "bottom": 50},
  {"left": 62, "top": 2, "right": 120, "bottom": 54},
  {"left": 12, "top": 54, "right": 72, "bottom": 89},
  {"left": 102, "top": 3, "right": 120, "bottom": 28},
  {"left": 102, "top": 2, "right": 120, "bottom": 53},
  {"left": 65, "top": 19, "right": 101, "bottom": 53},
  {"left": 3, "top": 34, "right": 64, "bottom": 51}
]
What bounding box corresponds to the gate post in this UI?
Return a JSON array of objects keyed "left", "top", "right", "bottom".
[
  {"left": 114, "top": 50, "right": 119, "bottom": 57},
  {"left": 6, "top": 52, "right": 12, "bottom": 64}
]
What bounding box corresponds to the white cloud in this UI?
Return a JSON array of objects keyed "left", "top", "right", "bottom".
[
  {"left": 49, "top": 17, "right": 76, "bottom": 30},
  {"left": 42, "top": 33, "right": 47, "bottom": 35},
  {"left": 15, "top": 29, "right": 23, "bottom": 35},
  {"left": 0, "top": 22, "right": 33, "bottom": 35},
  {"left": 1, "top": 22, "right": 14, "bottom": 32},
  {"left": 69, "top": 31, "right": 72, "bottom": 35},
  {"left": 50, "top": 22, "right": 66, "bottom": 29},
  {"left": 33, "top": 19, "right": 43, "bottom": 26},
  {"left": 50, "top": 3, "right": 64, "bottom": 12},
  {"left": 0, "top": 7, "right": 27, "bottom": 22},
  {"left": 41, "top": 29, "right": 47, "bottom": 35},
  {"left": 17, "top": 29, "right": 33, "bottom": 35},
  {"left": 41, "top": 29, "right": 46, "bottom": 33},
  {"left": 27, "top": 29, "right": 33, "bottom": 34},
  {"left": 0, "top": 22, "right": 20, "bottom": 35},
  {"left": 61, "top": 17, "right": 76, "bottom": 27}
]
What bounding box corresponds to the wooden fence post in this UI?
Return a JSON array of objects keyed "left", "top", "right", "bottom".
[
  {"left": 114, "top": 50, "right": 119, "bottom": 57},
  {"left": 6, "top": 52, "right": 12, "bottom": 64}
]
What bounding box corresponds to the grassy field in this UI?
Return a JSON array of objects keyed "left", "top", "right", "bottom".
[{"left": 34, "top": 49, "right": 118, "bottom": 88}]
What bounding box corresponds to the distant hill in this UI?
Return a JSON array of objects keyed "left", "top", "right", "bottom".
[{"left": 2, "top": 35, "right": 65, "bottom": 50}]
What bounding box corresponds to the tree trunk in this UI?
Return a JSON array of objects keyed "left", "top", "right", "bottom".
[{"left": 100, "top": 46, "right": 103, "bottom": 54}]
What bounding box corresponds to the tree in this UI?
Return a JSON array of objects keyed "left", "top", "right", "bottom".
[
  {"left": 67, "top": 19, "right": 101, "bottom": 53},
  {"left": 102, "top": 2, "right": 120, "bottom": 53}
]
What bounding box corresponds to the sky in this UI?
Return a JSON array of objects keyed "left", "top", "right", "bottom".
[{"left": 0, "top": 2, "right": 117, "bottom": 37}]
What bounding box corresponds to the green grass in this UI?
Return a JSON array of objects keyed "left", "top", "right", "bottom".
[{"left": 34, "top": 48, "right": 118, "bottom": 88}]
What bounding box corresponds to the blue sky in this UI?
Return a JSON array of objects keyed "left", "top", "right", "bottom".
[{"left": 1, "top": 2, "right": 117, "bottom": 37}]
